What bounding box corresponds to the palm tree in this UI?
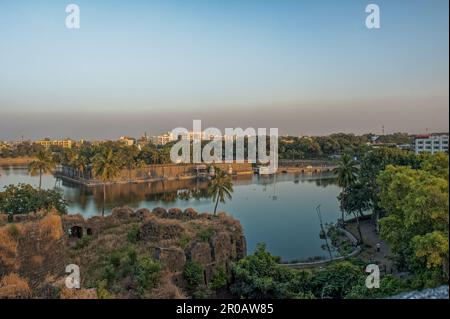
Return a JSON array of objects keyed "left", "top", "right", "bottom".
[
  {"left": 28, "top": 150, "right": 55, "bottom": 189},
  {"left": 333, "top": 153, "right": 358, "bottom": 225},
  {"left": 92, "top": 148, "right": 121, "bottom": 216},
  {"left": 208, "top": 167, "right": 233, "bottom": 215},
  {"left": 71, "top": 153, "right": 89, "bottom": 179}
]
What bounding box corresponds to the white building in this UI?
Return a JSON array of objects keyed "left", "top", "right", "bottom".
[
  {"left": 150, "top": 133, "right": 175, "bottom": 146},
  {"left": 414, "top": 134, "right": 448, "bottom": 154}
]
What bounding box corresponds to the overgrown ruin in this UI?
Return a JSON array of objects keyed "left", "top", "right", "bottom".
[{"left": 0, "top": 207, "right": 246, "bottom": 299}]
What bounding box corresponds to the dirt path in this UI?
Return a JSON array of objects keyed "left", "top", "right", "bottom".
[{"left": 347, "top": 219, "right": 394, "bottom": 274}]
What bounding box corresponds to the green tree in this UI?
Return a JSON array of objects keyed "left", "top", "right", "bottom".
[
  {"left": 230, "top": 243, "right": 301, "bottom": 299},
  {"left": 70, "top": 153, "right": 89, "bottom": 179},
  {"left": 92, "top": 148, "right": 121, "bottom": 216},
  {"left": 208, "top": 167, "right": 233, "bottom": 215},
  {"left": 333, "top": 153, "right": 359, "bottom": 224},
  {"left": 28, "top": 149, "right": 55, "bottom": 189},
  {"left": 377, "top": 163, "right": 449, "bottom": 284},
  {"left": 338, "top": 183, "right": 372, "bottom": 244},
  {"left": 0, "top": 183, "right": 67, "bottom": 216}
]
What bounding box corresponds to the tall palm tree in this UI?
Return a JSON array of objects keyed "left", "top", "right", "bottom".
[
  {"left": 71, "top": 153, "right": 89, "bottom": 179},
  {"left": 92, "top": 148, "right": 121, "bottom": 216},
  {"left": 208, "top": 167, "right": 233, "bottom": 215},
  {"left": 28, "top": 150, "right": 55, "bottom": 189},
  {"left": 333, "top": 153, "right": 359, "bottom": 225}
]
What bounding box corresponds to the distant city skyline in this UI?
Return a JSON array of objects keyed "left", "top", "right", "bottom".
[
  {"left": 0, "top": 0, "right": 448, "bottom": 139},
  {"left": 0, "top": 108, "right": 448, "bottom": 141}
]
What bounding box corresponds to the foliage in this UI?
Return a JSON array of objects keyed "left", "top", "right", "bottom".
[
  {"left": 183, "top": 261, "right": 205, "bottom": 290},
  {"left": 231, "top": 243, "right": 308, "bottom": 299},
  {"left": 0, "top": 141, "right": 43, "bottom": 158},
  {"left": 338, "top": 183, "right": 372, "bottom": 243},
  {"left": 230, "top": 244, "right": 419, "bottom": 299},
  {"left": 127, "top": 224, "right": 141, "bottom": 243},
  {"left": 73, "top": 235, "right": 92, "bottom": 250},
  {"left": 99, "top": 246, "right": 162, "bottom": 297},
  {"left": 0, "top": 183, "right": 67, "bottom": 215},
  {"left": 28, "top": 149, "right": 56, "bottom": 189},
  {"left": 279, "top": 133, "right": 372, "bottom": 160},
  {"left": 197, "top": 227, "right": 215, "bottom": 242},
  {"left": 377, "top": 158, "right": 449, "bottom": 284},
  {"left": 92, "top": 148, "right": 121, "bottom": 182},
  {"left": 208, "top": 167, "right": 233, "bottom": 215},
  {"left": 357, "top": 147, "right": 421, "bottom": 215},
  {"left": 210, "top": 266, "right": 228, "bottom": 290},
  {"left": 333, "top": 153, "right": 359, "bottom": 189},
  {"left": 135, "top": 256, "right": 163, "bottom": 293},
  {"left": 345, "top": 274, "right": 409, "bottom": 299},
  {"left": 309, "top": 261, "right": 363, "bottom": 299}
]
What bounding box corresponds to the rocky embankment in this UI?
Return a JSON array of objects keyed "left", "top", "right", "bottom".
[{"left": 0, "top": 207, "right": 246, "bottom": 299}]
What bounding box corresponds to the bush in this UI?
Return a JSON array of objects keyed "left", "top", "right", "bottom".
[
  {"left": 99, "top": 246, "right": 161, "bottom": 297},
  {"left": 73, "top": 235, "right": 92, "bottom": 250},
  {"left": 136, "top": 256, "right": 162, "bottom": 292},
  {"left": 0, "top": 183, "right": 67, "bottom": 215},
  {"left": 309, "top": 261, "right": 364, "bottom": 299},
  {"left": 210, "top": 266, "right": 228, "bottom": 290},
  {"left": 231, "top": 243, "right": 384, "bottom": 299},
  {"left": 183, "top": 261, "right": 204, "bottom": 290},
  {"left": 346, "top": 274, "right": 409, "bottom": 299},
  {"left": 231, "top": 243, "right": 300, "bottom": 299},
  {"left": 127, "top": 225, "right": 140, "bottom": 243},
  {"left": 197, "top": 227, "right": 215, "bottom": 242}
]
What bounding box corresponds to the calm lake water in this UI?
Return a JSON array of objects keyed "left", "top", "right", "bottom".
[{"left": 0, "top": 164, "right": 343, "bottom": 261}]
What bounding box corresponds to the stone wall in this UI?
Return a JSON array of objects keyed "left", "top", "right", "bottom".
[
  {"left": 0, "top": 214, "right": 67, "bottom": 288},
  {"left": 0, "top": 207, "right": 247, "bottom": 296},
  {"left": 59, "top": 162, "right": 253, "bottom": 185}
]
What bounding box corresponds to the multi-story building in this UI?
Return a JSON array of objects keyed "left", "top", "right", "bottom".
[
  {"left": 119, "top": 136, "right": 136, "bottom": 146},
  {"left": 414, "top": 134, "right": 449, "bottom": 154},
  {"left": 150, "top": 133, "right": 175, "bottom": 146},
  {"left": 36, "top": 139, "right": 73, "bottom": 149}
]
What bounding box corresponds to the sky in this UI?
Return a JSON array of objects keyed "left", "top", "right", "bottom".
[{"left": 0, "top": 0, "right": 448, "bottom": 140}]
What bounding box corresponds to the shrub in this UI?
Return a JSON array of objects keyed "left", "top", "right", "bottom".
[
  {"left": 136, "top": 256, "right": 162, "bottom": 292},
  {"left": 127, "top": 225, "right": 140, "bottom": 243},
  {"left": 179, "top": 234, "right": 190, "bottom": 249},
  {"left": 0, "top": 273, "right": 32, "bottom": 299},
  {"left": 210, "top": 266, "right": 227, "bottom": 290},
  {"left": 197, "top": 227, "right": 215, "bottom": 242},
  {"left": 96, "top": 279, "right": 113, "bottom": 299},
  {"left": 0, "top": 184, "right": 67, "bottom": 215},
  {"left": 231, "top": 243, "right": 300, "bottom": 299},
  {"left": 310, "top": 261, "right": 364, "bottom": 299},
  {"left": 99, "top": 247, "right": 161, "bottom": 297},
  {"left": 183, "top": 261, "right": 204, "bottom": 290},
  {"left": 73, "top": 235, "right": 92, "bottom": 250}
]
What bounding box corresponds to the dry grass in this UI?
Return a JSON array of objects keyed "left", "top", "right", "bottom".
[
  {"left": 0, "top": 224, "right": 24, "bottom": 269},
  {"left": 148, "top": 273, "right": 186, "bottom": 299},
  {"left": 60, "top": 287, "right": 98, "bottom": 299},
  {"left": 37, "top": 213, "right": 64, "bottom": 240},
  {"left": 0, "top": 273, "right": 32, "bottom": 299}
]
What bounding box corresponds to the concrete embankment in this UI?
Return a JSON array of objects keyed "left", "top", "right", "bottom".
[{"left": 57, "top": 162, "right": 254, "bottom": 186}]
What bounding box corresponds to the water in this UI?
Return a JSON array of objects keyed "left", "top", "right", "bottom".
[{"left": 0, "top": 164, "right": 343, "bottom": 261}]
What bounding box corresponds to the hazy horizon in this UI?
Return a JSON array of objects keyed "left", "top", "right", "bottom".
[{"left": 0, "top": 0, "right": 448, "bottom": 139}]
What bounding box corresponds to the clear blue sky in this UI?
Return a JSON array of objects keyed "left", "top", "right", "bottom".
[{"left": 0, "top": 0, "right": 448, "bottom": 139}]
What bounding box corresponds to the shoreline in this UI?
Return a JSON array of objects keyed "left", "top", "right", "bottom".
[{"left": 0, "top": 157, "right": 35, "bottom": 165}]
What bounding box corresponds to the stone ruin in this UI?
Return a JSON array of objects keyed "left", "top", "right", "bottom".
[{"left": 0, "top": 206, "right": 247, "bottom": 296}]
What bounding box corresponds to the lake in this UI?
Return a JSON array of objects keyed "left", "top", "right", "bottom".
[{"left": 0, "top": 164, "right": 343, "bottom": 261}]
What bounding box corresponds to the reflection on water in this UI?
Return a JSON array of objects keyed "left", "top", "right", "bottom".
[{"left": 0, "top": 165, "right": 341, "bottom": 261}]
